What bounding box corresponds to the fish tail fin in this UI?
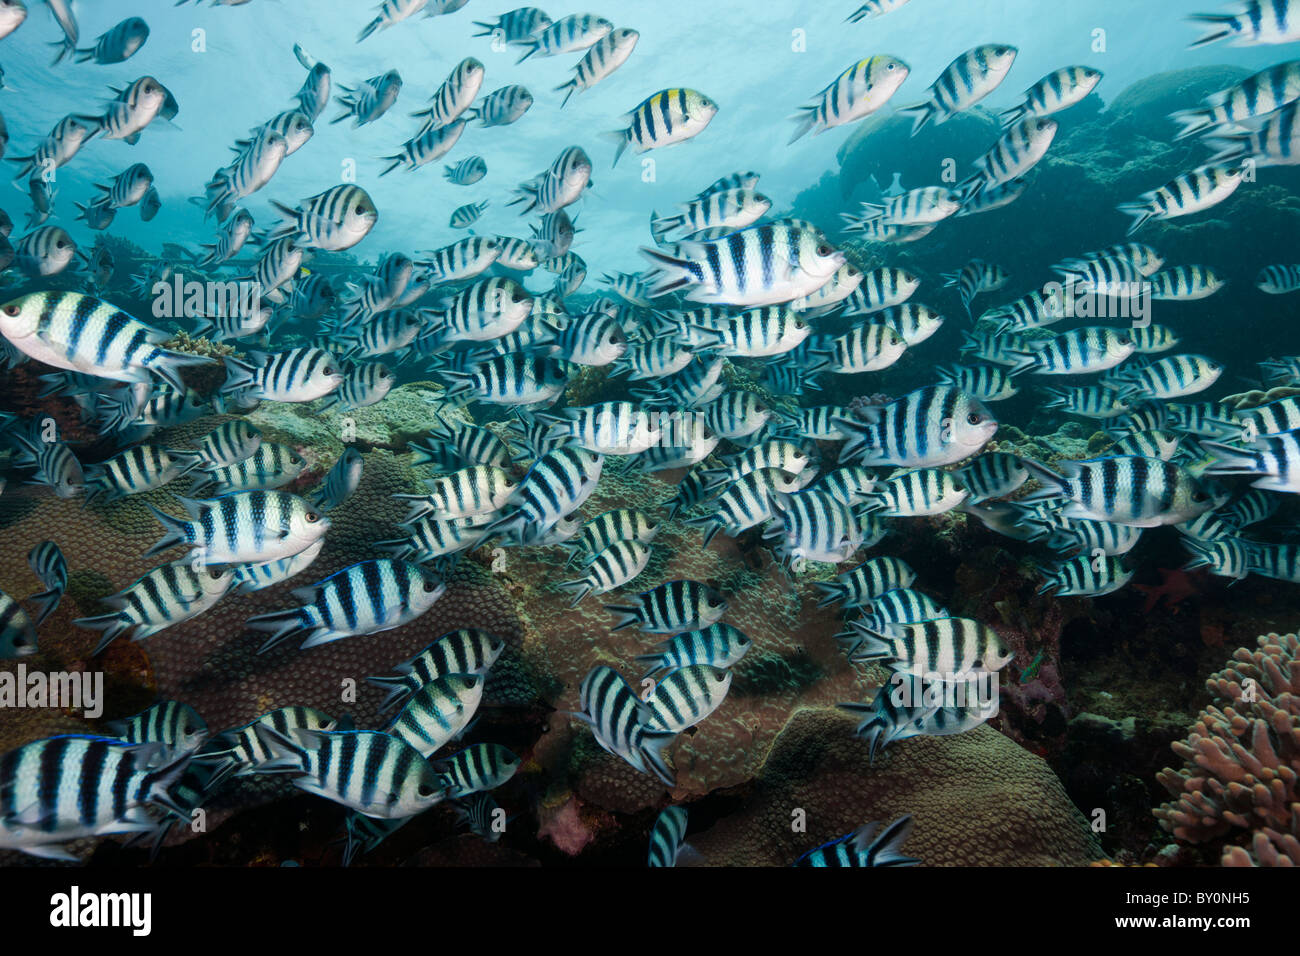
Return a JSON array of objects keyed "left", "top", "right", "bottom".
[
  {"left": 247, "top": 608, "right": 317, "bottom": 655},
  {"left": 898, "top": 100, "right": 936, "bottom": 137},
  {"left": 143, "top": 504, "right": 192, "bottom": 558},
  {"left": 357, "top": 17, "right": 383, "bottom": 43},
  {"left": 1185, "top": 14, "right": 1237, "bottom": 49},
  {"left": 1019, "top": 458, "right": 1072, "bottom": 502},
  {"left": 786, "top": 107, "right": 819, "bottom": 145},
  {"left": 1116, "top": 202, "right": 1153, "bottom": 236},
  {"left": 27, "top": 589, "right": 62, "bottom": 626}
]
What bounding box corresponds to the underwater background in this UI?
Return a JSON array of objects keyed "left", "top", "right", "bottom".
[{"left": 0, "top": 0, "right": 1296, "bottom": 868}]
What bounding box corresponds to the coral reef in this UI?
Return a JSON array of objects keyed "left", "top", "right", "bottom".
[{"left": 1154, "top": 633, "right": 1300, "bottom": 866}]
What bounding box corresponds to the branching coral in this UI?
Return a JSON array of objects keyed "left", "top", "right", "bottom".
[{"left": 1154, "top": 633, "right": 1300, "bottom": 866}]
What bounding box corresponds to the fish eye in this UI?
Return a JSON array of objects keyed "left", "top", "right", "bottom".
[
  {"left": 324, "top": 365, "right": 336, "bottom": 375},
  {"left": 55, "top": 240, "right": 66, "bottom": 248},
  {"left": 305, "top": 512, "right": 320, "bottom": 523},
  {"left": 816, "top": 244, "right": 832, "bottom": 256},
  {"left": 1192, "top": 490, "right": 1208, "bottom": 502},
  {"left": 355, "top": 204, "right": 367, "bottom": 215},
  {"left": 967, "top": 412, "right": 983, "bottom": 425},
  {"left": 423, "top": 579, "right": 438, "bottom": 592},
  {"left": 3, "top": 304, "right": 19, "bottom": 316},
  {"left": 208, "top": 569, "right": 223, "bottom": 579},
  {"left": 418, "top": 785, "right": 434, "bottom": 797},
  {"left": 291, "top": 455, "right": 302, "bottom": 465},
  {"left": 465, "top": 675, "right": 479, "bottom": 687}
]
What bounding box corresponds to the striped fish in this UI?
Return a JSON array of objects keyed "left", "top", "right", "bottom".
[
  {"left": 648, "top": 806, "right": 690, "bottom": 867},
  {"left": 109, "top": 700, "right": 207, "bottom": 754},
  {"left": 958, "top": 452, "right": 1029, "bottom": 502},
  {"left": 814, "top": 556, "right": 916, "bottom": 609},
  {"left": 529, "top": 213, "right": 575, "bottom": 259},
  {"left": 637, "top": 623, "right": 753, "bottom": 680},
  {"left": 436, "top": 744, "right": 521, "bottom": 798},
  {"left": 645, "top": 665, "right": 732, "bottom": 733},
  {"left": 608, "top": 89, "right": 719, "bottom": 167},
  {"left": 314, "top": 448, "right": 364, "bottom": 512},
  {"left": 794, "top": 816, "right": 919, "bottom": 867},
  {"left": 900, "top": 44, "right": 1018, "bottom": 135},
  {"left": 256, "top": 109, "right": 314, "bottom": 156},
  {"left": 1256, "top": 263, "right": 1300, "bottom": 294},
  {"left": 846, "top": 0, "right": 912, "bottom": 21},
  {"left": 331, "top": 70, "right": 403, "bottom": 127},
  {"left": 865, "top": 468, "right": 968, "bottom": 517},
  {"left": 0, "top": 291, "right": 212, "bottom": 392},
  {"left": 85, "top": 444, "right": 201, "bottom": 503},
  {"left": 467, "top": 84, "right": 534, "bottom": 126},
  {"left": 545, "top": 402, "right": 660, "bottom": 455},
  {"left": 945, "top": 260, "right": 1011, "bottom": 316},
  {"left": 508, "top": 147, "right": 592, "bottom": 215},
  {"left": 444, "top": 155, "right": 487, "bottom": 185},
  {"left": 961, "top": 118, "right": 1058, "bottom": 198},
  {"left": 380, "top": 119, "right": 467, "bottom": 175},
  {"left": 400, "top": 465, "right": 516, "bottom": 520},
  {"left": 1170, "top": 60, "right": 1300, "bottom": 139},
  {"left": 26, "top": 541, "right": 66, "bottom": 625},
  {"left": 15, "top": 226, "right": 79, "bottom": 278},
  {"left": 515, "top": 13, "right": 612, "bottom": 62},
  {"left": 1002, "top": 66, "right": 1103, "bottom": 126},
  {"left": 0, "top": 589, "right": 37, "bottom": 658},
  {"left": 486, "top": 446, "right": 603, "bottom": 539},
  {"left": 199, "top": 705, "right": 338, "bottom": 787},
  {"left": 358, "top": 0, "right": 434, "bottom": 43},
  {"left": 936, "top": 363, "right": 1021, "bottom": 401},
  {"left": 651, "top": 188, "right": 771, "bottom": 245},
  {"left": 74, "top": 564, "right": 235, "bottom": 653},
  {"left": 766, "top": 488, "right": 866, "bottom": 564},
  {"left": 1207, "top": 98, "right": 1300, "bottom": 166},
  {"left": 367, "top": 628, "right": 504, "bottom": 714},
  {"left": 607, "top": 579, "right": 726, "bottom": 634},
  {"left": 0, "top": 734, "right": 189, "bottom": 861},
  {"left": 81, "top": 75, "right": 170, "bottom": 144},
  {"left": 248, "top": 235, "right": 303, "bottom": 302},
  {"left": 882, "top": 303, "right": 945, "bottom": 346},
  {"left": 94, "top": 162, "right": 153, "bottom": 209},
  {"left": 641, "top": 222, "right": 844, "bottom": 307},
  {"left": 248, "top": 559, "right": 446, "bottom": 653},
  {"left": 348, "top": 310, "right": 422, "bottom": 358},
  {"left": 1245, "top": 542, "right": 1300, "bottom": 581},
  {"left": 1041, "top": 385, "right": 1131, "bottom": 419},
  {"left": 1037, "top": 554, "right": 1134, "bottom": 596},
  {"left": 556, "top": 27, "right": 639, "bottom": 107},
  {"left": 411, "top": 417, "right": 511, "bottom": 470},
  {"left": 388, "top": 673, "right": 483, "bottom": 757},
  {"left": 230, "top": 540, "right": 325, "bottom": 594},
  {"left": 1112, "top": 429, "right": 1182, "bottom": 460},
  {"left": 1223, "top": 488, "right": 1279, "bottom": 526},
  {"left": 842, "top": 267, "right": 921, "bottom": 315},
  {"left": 11, "top": 432, "right": 83, "bottom": 498},
  {"left": 412, "top": 57, "right": 484, "bottom": 128},
  {"left": 295, "top": 52, "right": 332, "bottom": 122},
  {"left": 320, "top": 362, "right": 394, "bottom": 412},
  {"left": 1130, "top": 325, "right": 1180, "bottom": 354},
  {"left": 687, "top": 467, "right": 802, "bottom": 544},
  {"left": 1115, "top": 354, "right": 1223, "bottom": 401},
  {"left": 1203, "top": 429, "right": 1300, "bottom": 492},
  {"left": 472, "top": 7, "right": 552, "bottom": 44},
  {"left": 567, "top": 509, "right": 660, "bottom": 563},
  {"left": 1022, "top": 456, "right": 1216, "bottom": 527},
  {"left": 420, "top": 236, "right": 503, "bottom": 283},
  {"left": 572, "top": 665, "right": 676, "bottom": 785},
  {"left": 856, "top": 587, "right": 948, "bottom": 630},
  {"left": 1183, "top": 537, "right": 1250, "bottom": 579},
  {"left": 555, "top": 310, "right": 626, "bottom": 366},
  {"left": 816, "top": 466, "right": 876, "bottom": 505},
  {"left": 1187, "top": 0, "right": 1300, "bottom": 48},
  {"left": 852, "top": 187, "right": 960, "bottom": 227},
  {"left": 854, "top": 616, "right": 1013, "bottom": 678},
  {"left": 270, "top": 184, "right": 378, "bottom": 251},
  {"left": 191, "top": 442, "right": 305, "bottom": 496},
  {"left": 450, "top": 200, "right": 489, "bottom": 229},
  {"left": 1012, "top": 327, "right": 1135, "bottom": 375},
  {"left": 145, "top": 490, "right": 329, "bottom": 564},
  {"left": 375, "top": 514, "right": 490, "bottom": 563},
  {"left": 222, "top": 347, "right": 344, "bottom": 402},
  {"left": 1235, "top": 394, "right": 1300, "bottom": 435},
  {"left": 204, "top": 130, "right": 287, "bottom": 215},
  {"left": 837, "top": 385, "right": 998, "bottom": 467},
  {"left": 1117, "top": 164, "right": 1243, "bottom": 235},
  {"left": 789, "top": 55, "right": 910, "bottom": 143},
  {"left": 258, "top": 727, "right": 445, "bottom": 819}
]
